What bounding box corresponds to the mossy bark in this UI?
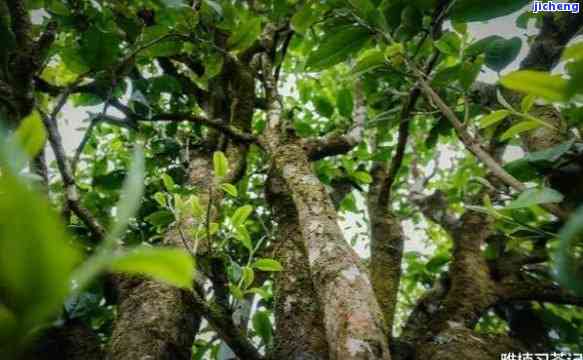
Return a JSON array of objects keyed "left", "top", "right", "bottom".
[
  {"left": 26, "top": 319, "right": 104, "bottom": 360},
  {"left": 368, "top": 165, "right": 404, "bottom": 334},
  {"left": 430, "top": 212, "right": 497, "bottom": 332},
  {"left": 108, "top": 156, "right": 212, "bottom": 360},
  {"left": 263, "top": 131, "right": 390, "bottom": 359},
  {"left": 415, "top": 327, "right": 525, "bottom": 360},
  {"left": 266, "top": 173, "right": 329, "bottom": 360},
  {"left": 108, "top": 276, "right": 199, "bottom": 360}
]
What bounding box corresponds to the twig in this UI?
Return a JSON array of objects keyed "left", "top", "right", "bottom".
[
  {"left": 411, "top": 63, "right": 568, "bottom": 221},
  {"left": 71, "top": 120, "right": 96, "bottom": 176},
  {"left": 40, "top": 99, "right": 106, "bottom": 240}
]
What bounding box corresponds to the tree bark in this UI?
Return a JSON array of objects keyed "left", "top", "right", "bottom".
[
  {"left": 266, "top": 172, "right": 329, "bottom": 360},
  {"left": 107, "top": 153, "right": 212, "bottom": 360},
  {"left": 26, "top": 319, "right": 104, "bottom": 360},
  {"left": 368, "top": 165, "right": 404, "bottom": 334}
]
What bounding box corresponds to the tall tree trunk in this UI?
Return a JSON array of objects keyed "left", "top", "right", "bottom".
[
  {"left": 107, "top": 154, "right": 212, "bottom": 359},
  {"left": 265, "top": 136, "right": 390, "bottom": 359},
  {"left": 108, "top": 276, "right": 199, "bottom": 360},
  {"left": 266, "top": 172, "right": 329, "bottom": 360}
]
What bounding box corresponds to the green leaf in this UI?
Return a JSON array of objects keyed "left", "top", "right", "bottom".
[
  {"left": 45, "top": 0, "right": 70, "bottom": 14},
  {"left": 500, "top": 71, "right": 569, "bottom": 102},
  {"left": 520, "top": 95, "right": 536, "bottom": 113},
  {"left": 352, "top": 171, "right": 373, "bottom": 184},
  {"left": 154, "top": 192, "right": 167, "bottom": 207},
  {"left": 507, "top": 187, "right": 564, "bottom": 209},
  {"left": 503, "top": 158, "right": 539, "bottom": 182},
  {"left": 313, "top": 96, "right": 335, "bottom": 118},
  {"left": 291, "top": 4, "right": 318, "bottom": 34},
  {"left": 14, "top": 110, "right": 46, "bottom": 159},
  {"left": 213, "top": 151, "right": 229, "bottom": 178},
  {"left": 189, "top": 195, "right": 205, "bottom": 218},
  {"left": 459, "top": 60, "right": 482, "bottom": 90},
  {"left": 80, "top": 26, "right": 121, "bottom": 70},
  {"left": 252, "top": 310, "right": 273, "bottom": 346},
  {"left": 106, "top": 147, "right": 145, "bottom": 245},
  {"left": 306, "top": 26, "right": 370, "bottom": 71},
  {"left": 253, "top": 258, "right": 283, "bottom": 272},
  {"left": 235, "top": 226, "right": 253, "bottom": 252},
  {"left": 145, "top": 210, "right": 175, "bottom": 227},
  {"left": 465, "top": 35, "right": 504, "bottom": 57},
  {"left": 348, "top": 0, "right": 379, "bottom": 25},
  {"left": 484, "top": 37, "right": 521, "bottom": 72},
  {"left": 241, "top": 266, "right": 255, "bottom": 289},
  {"left": 161, "top": 0, "right": 188, "bottom": 8},
  {"left": 385, "top": 42, "right": 404, "bottom": 58},
  {"left": 500, "top": 120, "right": 540, "bottom": 141},
  {"left": 139, "top": 25, "right": 182, "bottom": 58},
  {"left": 161, "top": 173, "right": 176, "bottom": 192},
  {"left": 109, "top": 247, "right": 194, "bottom": 289},
  {"left": 450, "top": 0, "right": 531, "bottom": 22},
  {"left": 555, "top": 206, "right": 583, "bottom": 296},
  {"left": 231, "top": 205, "right": 253, "bottom": 228},
  {"left": 426, "top": 253, "right": 450, "bottom": 273},
  {"left": 434, "top": 31, "right": 461, "bottom": 56},
  {"left": 352, "top": 49, "right": 385, "bottom": 75},
  {"left": 221, "top": 183, "right": 238, "bottom": 197},
  {"left": 526, "top": 140, "right": 573, "bottom": 164},
  {"left": 562, "top": 42, "right": 583, "bottom": 62},
  {"left": 479, "top": 110, "right": 511, "bottom": 129},
  {"left": 337, "top": 88, "right": 354, "bottom": 118},
  {"left": 400, "top": 5, "right": 422, "bottom": 38},
  {"left": 227, "top": 17, "right": 262, "bottom": 52},
  {"left": 0, "top": 172, "right": 80, "bottom": 333}
]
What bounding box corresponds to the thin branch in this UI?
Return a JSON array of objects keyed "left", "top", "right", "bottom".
[
  {"left": 40, "top": 102, "right": 106, "bottom": 240},
  {"left": 71, "top": 119, "right": 97, "bottom": 176},
  {"left": 377, "top": 50, "right": 441, "bottom": 208},
  {"left": 412, "top": 64, "right": 568, "bottom": 221},
  {"left": 191, "top": 292, "right": 263, "bottom": 360},
  {"left": 275, "top": 30, "right": 293, "bottom": 83},
  {"left": 148, "top": 113, "right": 257, "bottom": 143}
]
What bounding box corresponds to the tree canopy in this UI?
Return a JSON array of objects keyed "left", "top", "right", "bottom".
[{"left": 1, "top": 0, "right": 583, "bottom": 359}]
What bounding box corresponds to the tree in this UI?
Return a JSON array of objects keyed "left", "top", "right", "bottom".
[{"left": 1, "top": 0, "right": 583, "bottom": 359}]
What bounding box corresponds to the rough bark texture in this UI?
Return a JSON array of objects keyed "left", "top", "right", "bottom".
[
  {"left": 26, "top": 319, "right": 104, "bottom": 360},
  {"left": 430, "top": 211, "right": 497, "bottom": 332},
  {"left": 260, "top": 56, "right": 390, "bottom": 358},
  {"left": 108, "top": 276, "right": 198, "bottom": 360},
  {"left": 264, "top": 135, "right": 390, "bottom": 360},
  {"left": 415, "top": 327, "right": 525, "bottom": 360},
  {"left": 107, "top": 156, "right": 212, "bottom": 360},
  {"left": 266, "top": 173, "right": 329, "bottom": 360},
  {"left": 368, "top": 165, "right": 404, "bottom": 334}
]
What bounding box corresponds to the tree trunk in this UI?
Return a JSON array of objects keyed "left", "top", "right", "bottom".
[
  {"left": 107, "top": 155, "right": 213, "bottom": 359},
  {"left": 266, "top": 172, "right": 329, "bottom": 360},
  {"left": 26, "top": 319, "right": 104, "bottom": 360}
]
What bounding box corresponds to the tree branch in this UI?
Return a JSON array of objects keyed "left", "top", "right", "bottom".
[
  {"left": 192, "top": 292, "right": 263, "bottom": 360},
  {"left": 304, "top": 79, "right": 366, "bottom": 161},
  {"left": 40, "top": 100, "right": 106, "bottom": 240},
  {"left": 377, "top": 49, "right": 441, "bottom": 208},
  {"left": 6, "top": 0, "right": 33, "bottom": 50},
  {"left": 497, "top": 276, "right": 583, "bottom": 307},
  {"left": 148, "top": 113, "right": 257, "bottom": 143},
  {"left": 413, "top": 68, "right": 568, "bottom": 220}
]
